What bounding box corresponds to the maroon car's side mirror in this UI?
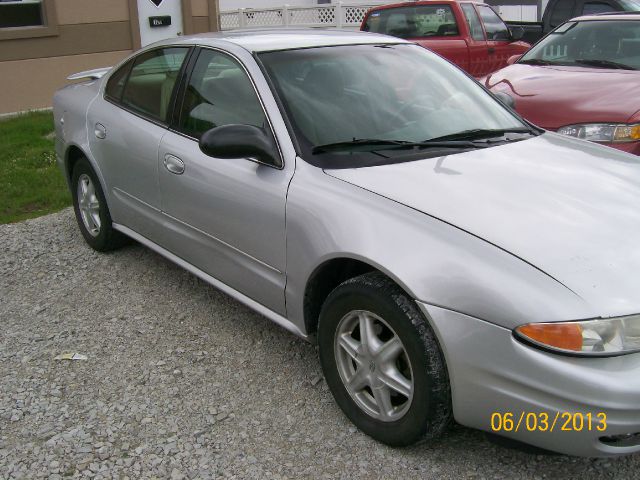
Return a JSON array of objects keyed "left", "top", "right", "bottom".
[{"left": 506, "top": 54, "right": 521, "bottom": 65}]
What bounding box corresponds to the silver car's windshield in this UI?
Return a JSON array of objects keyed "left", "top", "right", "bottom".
[{"left": 258, "top": 43, "right": 530, "bottom": 167}]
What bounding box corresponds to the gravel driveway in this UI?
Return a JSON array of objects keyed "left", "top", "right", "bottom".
[{"left": 1, "top": 209, "right": 639, "bottom": 479}]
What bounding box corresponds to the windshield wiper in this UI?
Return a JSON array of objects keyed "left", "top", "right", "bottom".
[
  {"left": 426, "top": 128, "right": 535, "bottom": 142},
  {"left": 518, "top": 58, "right": 557, "bottom": 66},
  {"left": 573, "top": 59, "right": 636, "bottom": 70},
  {"left": 311, "top": 138, "right": 486, "bottom": 154}
]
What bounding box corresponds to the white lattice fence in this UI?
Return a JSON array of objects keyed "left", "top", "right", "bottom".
[
  {"left": 220, "top": 2, "right": 387, "bottom": 30},
  {"left": 343, "top": 5, "right": 373, "bottom": 26},
  {"left": 289, "top": 6, "right": 336, "bottom": 27},
  {"left": 244, "top": 9, "right": 284, "bottom": 27},
  {"left": 220, "top": 12, "right": 239, "bottom": 30}
]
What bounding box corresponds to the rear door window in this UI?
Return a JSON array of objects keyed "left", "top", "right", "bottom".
[
  {"left": 120, "top": 47, "right": 189, "bottom": 123},
  {"left": 363, "top": 5, "right": 459, "bottom": 38}
]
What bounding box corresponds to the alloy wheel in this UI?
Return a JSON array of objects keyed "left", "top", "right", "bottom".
[
  {"left": 334, "top": 310, "right": 414, "bottom": 422},
  {"left": 77, "top": 173, "right": 101, "bottom": 237}
]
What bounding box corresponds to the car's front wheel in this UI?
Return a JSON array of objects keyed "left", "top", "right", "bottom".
[
  {"left": 71, "top": 157, "right": 126, "bottom": 252},
  {"left": 318, "top": 272, "right": 452, "bottom": 446}
]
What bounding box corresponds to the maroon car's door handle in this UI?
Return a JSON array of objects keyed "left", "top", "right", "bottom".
[{"left": 488, "top": 47, "right": 496, "bottom": 54}]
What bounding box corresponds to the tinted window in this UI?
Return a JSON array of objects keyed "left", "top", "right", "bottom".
[
  {"left": 549, "top": 0, "right": 576, "bottom": 27},
  {"left": 120, "top": 48, "right": 188, "bottom": 122},
  {"left": 105, "top": 61, "right": 132, "bottom": 102},
  {"left": 177, "top": 49, "right": 266, "bottom": 139},
  {"left": 461, "top": 4, "right": 485, "bottom": 41},
  {"left": 363, "top": 5, "right": 459, "bottom": 38},
  {"left": 582, "top": 1, "right": 617, "bottom": 14},
  {"left": 477, "top": 6, "right": 510, "bottom": 40}
]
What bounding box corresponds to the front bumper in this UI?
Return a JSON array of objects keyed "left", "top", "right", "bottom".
[{"left": 418, "top": 302, "right": 640, "bottom": 457}]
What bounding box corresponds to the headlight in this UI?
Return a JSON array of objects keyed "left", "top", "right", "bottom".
[
  {"left": 515, "top": 315, "right": 640, "bottom": 356},
  {"left": 557, "top": 123, "right": 640, "bottom": 143}
]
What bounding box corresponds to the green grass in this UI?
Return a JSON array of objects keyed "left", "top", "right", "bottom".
[{"left": 0, "top": 111, "right": 71, "bottom": 224}]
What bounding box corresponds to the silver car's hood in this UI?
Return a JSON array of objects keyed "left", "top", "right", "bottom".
[{"left": 326, "top": 133, "right": 640, "bottom": 318}]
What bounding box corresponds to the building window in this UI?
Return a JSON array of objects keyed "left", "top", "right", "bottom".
[
  {"left": 0, "top": 0, "right": 57, "bottom": 39},
  {"left": 0, "top": 0, "right": 44, "bottom": 29}
]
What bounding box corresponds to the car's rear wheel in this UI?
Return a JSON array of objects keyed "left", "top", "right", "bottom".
[
  {"left": 71, "top": 157, "right": 126, "bottom": 252},
  {"left": 318, "top": 272, "right": 452, "bottom": 446}
]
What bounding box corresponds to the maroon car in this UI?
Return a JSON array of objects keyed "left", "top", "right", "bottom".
[{"left": 484, "top": 13, "right": 640, "bottom": 155}]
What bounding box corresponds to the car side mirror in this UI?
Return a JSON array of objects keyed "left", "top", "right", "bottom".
[
  {"left": 506, "top": 54, "right": 521, "bottom": 65},
  {"left": 199, "top": 124, "right": 281, "bottom": 167},
  {"left": 493, "top": 91, "right": 515, "bottom": 109},
  {"left": 510, "top": 26, "right": 525, "bottom": 41}
]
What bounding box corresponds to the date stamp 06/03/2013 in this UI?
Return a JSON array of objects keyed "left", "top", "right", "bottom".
[{"left": 490, "top": 411, "right": 608, "bottom": 433}]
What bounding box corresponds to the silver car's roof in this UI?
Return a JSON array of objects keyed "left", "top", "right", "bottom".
[{"left": 153, "top": 28, "right": 408, "bottom": 52}]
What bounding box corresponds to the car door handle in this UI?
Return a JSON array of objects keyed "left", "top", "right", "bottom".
[
  {"left": 164, "top": 154, "right": 185, "bottom": 175},
  {"left": 94, "top": 123, "right": 106, "bottom": 139},
  {"left": 488, "top": 47, "right": 496, "bottom": 54}
]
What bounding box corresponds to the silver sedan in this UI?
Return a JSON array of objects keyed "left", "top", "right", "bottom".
[{"left": 54, "top": 29, "right": 640, "bottom": 457}]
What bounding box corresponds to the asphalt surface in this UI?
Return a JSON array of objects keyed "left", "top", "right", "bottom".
[{"left": 1, "top": 209, "right": 639, "bottom": 479}]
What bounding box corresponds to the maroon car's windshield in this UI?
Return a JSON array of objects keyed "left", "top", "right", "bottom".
[{"left": 519, "top": 20, "right": 640, "bottom": 71}]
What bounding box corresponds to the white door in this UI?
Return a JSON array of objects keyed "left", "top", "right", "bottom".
[{"left": 137, "top": 0, "right": 184, "bottom": 47}]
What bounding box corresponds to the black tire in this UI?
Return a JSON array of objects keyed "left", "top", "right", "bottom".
[
  {"left": 318, "top": 272, "right": 452, "bottom": 446},
  {"left": 71, "top": 157, "right": 127, "bottom": 252}
]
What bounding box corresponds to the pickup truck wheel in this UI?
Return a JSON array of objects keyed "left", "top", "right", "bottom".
[
  {"left": 71, "top": 157, "right": 126, "bottom": 252},
  {"left": 318, "top": 272, "right": 452, "bottom": 446}
]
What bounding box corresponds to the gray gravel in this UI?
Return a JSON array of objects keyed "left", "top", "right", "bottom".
[{"left": 1, "top": 209, "right": 639, "bottom": 479}]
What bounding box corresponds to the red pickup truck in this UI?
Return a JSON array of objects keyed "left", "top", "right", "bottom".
[{"left": 361, "top": 1, "right": 531, "bottom": 77}]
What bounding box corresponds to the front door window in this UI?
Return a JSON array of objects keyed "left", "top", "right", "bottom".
[
  {"left": 477, "top": 5, "right": 510, "bottom": 41},
  {"left": 177, "top": 49, "right": 267, "bottom": 139}
]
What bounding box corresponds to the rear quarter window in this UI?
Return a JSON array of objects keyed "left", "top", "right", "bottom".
[{"left": 105, "top": 60, "right": 133, "bottom": 102}]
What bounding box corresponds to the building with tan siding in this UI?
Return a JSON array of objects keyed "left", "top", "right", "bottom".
[{"left": 0, "top": 0, "right": 220, "bottom": 115}]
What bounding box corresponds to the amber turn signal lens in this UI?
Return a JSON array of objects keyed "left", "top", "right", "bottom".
[
  {"left": 516, "top": 323, "right": 583, "bottom": 351},
  {"left": 613, "top": 124, "right": 640, "bottom": 142}
]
